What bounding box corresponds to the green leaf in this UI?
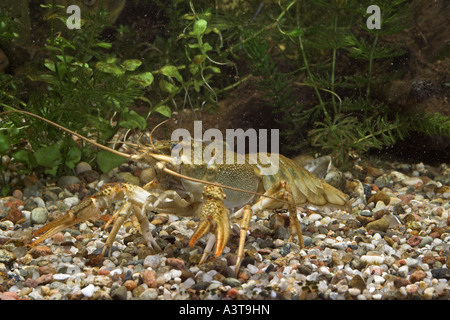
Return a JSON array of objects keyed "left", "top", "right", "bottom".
[
  {"left": 119, "top": 110, "right": 147, "bottom": 130},
  {"left": 160, "top": 65, "right": 183, "bottom": 83},
  {"left": 95, "top": 42, "right": 112, "bottom": 49},
  {"left": 193, "top": 79, "right": 201, "bottom": 92},
  {"left": 44, "top": 59, "right": 56, "bottom": 72},
  {"left": 97, "top": 150, "right": 126, "bottom": 173},
  {"left": 128, "top": 72, "right": 154, "bottom": 87},
  {"left": 95, "top": 61, "right": 124, "bottom": 75},
  {"left": 159, "top": 79, "right": 178, "bottom": 94},
  {"left": 34, "top": 144, "right": 61, "bottom": 170},
  {"left": 0, "top": 132, "right": 10, "bottom": 154},
  {"left": 2, "top": 185, "right": 11, "bottom": 197},
  {"left": 65, "top": 146, "right": 82, "bottom": 169},
  {"left": 121, "top": 59, "right": 142, "bottom": 71},
  {"left": 191, "top": 19, "right": 207, "bottom": 36},
  {"left": 189, "top": 63, "right": 199, "bottom": 75},
  {"left": 193, "top": 55, "right": 206, "bottom": 65},
  {"left": 12, "top": 150, "right": 31, "bottom": 167},
  {"left": 202, "top": 42, "right": 213, "bottom": 52},
  {"left": 154, "top": 105, "right": 171, "bottom": 118},
  {"left": 180, "top": 13, "right": 196, "bottom": 20},
  {"left": 287, "top": 28, "right": 303, "bottom": 37},
  {"left": 208, "top": 66, "right": 221, "bottom": 73}
]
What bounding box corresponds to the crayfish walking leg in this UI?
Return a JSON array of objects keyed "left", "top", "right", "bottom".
[
  {"left": 31, "top": 183, "right": 161, "bottom": 254},
  {"left": 233, "top": 180, "right": 305, "bottom": 273}
]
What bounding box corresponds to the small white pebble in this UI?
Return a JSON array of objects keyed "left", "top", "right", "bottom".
[
  {"left": 182, "top": 278, "right": 195, "bottom": 289},
  {"left": 64, "top": 196, "right": 80, "bottom": 208},
  {"left": 53, "top": 274, "right": 71, "bottom": 281},
  {"left": 247, "top": 264, "right": 259, "bottom": 274},
  {"left": 81, "top": 284, "right": 95, "bottom": 298},
  {"left": 348, "top": 288, "right": 361, "bottom": 296},
  {"left": 308, "top": 213, "right": 322, "bottom": 222},
  {"left": 424, "top": 287, "right": 434, "bottom": 299},
  {"left": 372, "top": 293, "right": 382, "bottom": 300},
  {"left": 319, "top": 266, "right": 330, "bottom": 275},
  {"left": 170, "top": 269, "right": 182, "bottom": 280},
  {"left": 110, "top": 268, "right": 122, "bottom": 276},
  {"left": 361, "top": 255, "right": 385, "bottom": 265},
  {"left": 373, "top": 275, "right": 385, "bottom": 284}
]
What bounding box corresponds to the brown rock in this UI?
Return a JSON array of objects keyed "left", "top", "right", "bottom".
[
  {"left": 38, "top": 265, "right": 57, "bottom": 275},
  {"left": 151, "top": 214, "right": 169, "bottom": 225},
  {"left": 397, "top": 194, "right": 413, "bottom": 204},
  {"left": 0, "top": 292, "right": 18, "bottom": 300},
  {"left": 227, "top": 288, "right": 239, "bottom": 299},
  {"left": 356, "top": 215, "right": 374, "bottom": 226},
  {"left": 12, "top": 190, "right": 23, "bottom": 200},
  {"left": 36, "top": 274, "right": 53, "bottom": 286},
  {"left": 393, "top": 277, "right": 411, "bottom": 288},
  {"left": 365, "top": 218, "right": 390, "bottom": 232},
  {"left": 3, "top": 198, "right": 24, "bottom": 210},
  {"left": 349, "top": 275, "right": 366, "bottom": 291},
  {"left": 166, "top": 257, "right": 185, "bottom": 270},
  {"left": 124, "top": 280, "right": 138, "bottom": 291},
  {"left": 51, "top": 232, "right": 65, "bottom": 243},
  {"left": 1, "top": 208, "right": 25, "bottom": 224},
  {"left": 24, "top": 278, "right": 38, "bottom": 288},
  {"left": 28, "top": 245, "right": 53, "bottom": 258},
  {"left": 422, "top": 256, "right": 436, "bottom": 266},
  {"left": 409, "top": 270, "right": 427, "bottom": 283},
  {"left": 364, "top": 166, "right": 383, "bottom": 178},
  {"left": 143, "top": 269, "right": 157, "bottom": 288},
  {"left": 407, "top": 235, "right": 422, "bottom": 246},
  {"left": 85, "top": 254, "right": 105, "bottom": 267},
  {"left": 368, "top": 191, "right": 391, "bottom": 205}
]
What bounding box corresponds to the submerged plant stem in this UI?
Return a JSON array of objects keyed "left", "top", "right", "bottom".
[{"left": 295, "top": 1, "right": 329, "bottom": 124}]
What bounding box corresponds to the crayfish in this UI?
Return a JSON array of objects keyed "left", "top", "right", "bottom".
[{"left": 1, "top": 110, "right": 351, "bottom": 272}]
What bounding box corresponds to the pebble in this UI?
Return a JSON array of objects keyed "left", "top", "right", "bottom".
[
  {"left": 57, "top": 176, "right": 82, "bottom": 189},
  {"left": 143, "top": 254, "right": 161, "bottom": 269},
  {"left": 0, "top": 249, "right": 16, "bottom": 263},
  {"left": 139, "top": 288, "right": 158, "bottom": 300},
  {"left": 360, "top": 255, "right": 385, "bottom": 265},
  {"left": 111, "top": 285, "right": 128, "bottom": 300},
  {"left": 30, "top": 207, "right": 48, "bottom": 225},
  {"left": 63, "top": 197, "right": 80, "bottom": 208},
  {"left": 402, "top": 177, "right": 423, "bottom": 187},
  {"left": 81, "top": 284, "right": 95, "bottom": 298},
  {"left": 75, "top": 162, "right": 92, "bottom": 175},
  {"left": 224, "top": 278, "right": 242, "bottom": 287},
  {"left": 409, "top": 270, "right": 427, "bottom": 283},
  {"left": 365, "top": 218, "right": 390, "bottom": 232}
]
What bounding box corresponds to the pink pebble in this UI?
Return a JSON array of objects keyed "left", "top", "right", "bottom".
[{"left": 406, "top": 284, "right": 418, "bottom": 294}]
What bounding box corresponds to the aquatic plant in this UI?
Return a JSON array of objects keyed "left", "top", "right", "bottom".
[
  {"left": 0, "top": 1, "right": 231, "bottom": 184},
  {"left": 240, "top": 0, "right": 450, "bottom": 167}
]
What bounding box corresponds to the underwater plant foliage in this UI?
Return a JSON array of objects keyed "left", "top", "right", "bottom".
[{"left": 238, "top": 0, "right": 449, "bottom": 167}]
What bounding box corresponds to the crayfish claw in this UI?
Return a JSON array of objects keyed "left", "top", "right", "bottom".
[
  {"left": 31, "top": 212, "right": 78, "bottom": 246},
  {"left": 189, "top": 185, "right": 230, "bottom": 265}
]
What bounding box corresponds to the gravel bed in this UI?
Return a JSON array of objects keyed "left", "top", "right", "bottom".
[{"left": 0, "top": 157, "right": 449, "bottom": 300}]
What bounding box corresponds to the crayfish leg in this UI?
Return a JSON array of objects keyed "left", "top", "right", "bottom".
[
  {"left": 235, "top": 205, "right": 252, "bottom": 274},
  {"left": 32, "top": 197, "right": 102, "bottom": 246},
  {"left": 102, "top": 202, "right": 132, "bottom": 256}
]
